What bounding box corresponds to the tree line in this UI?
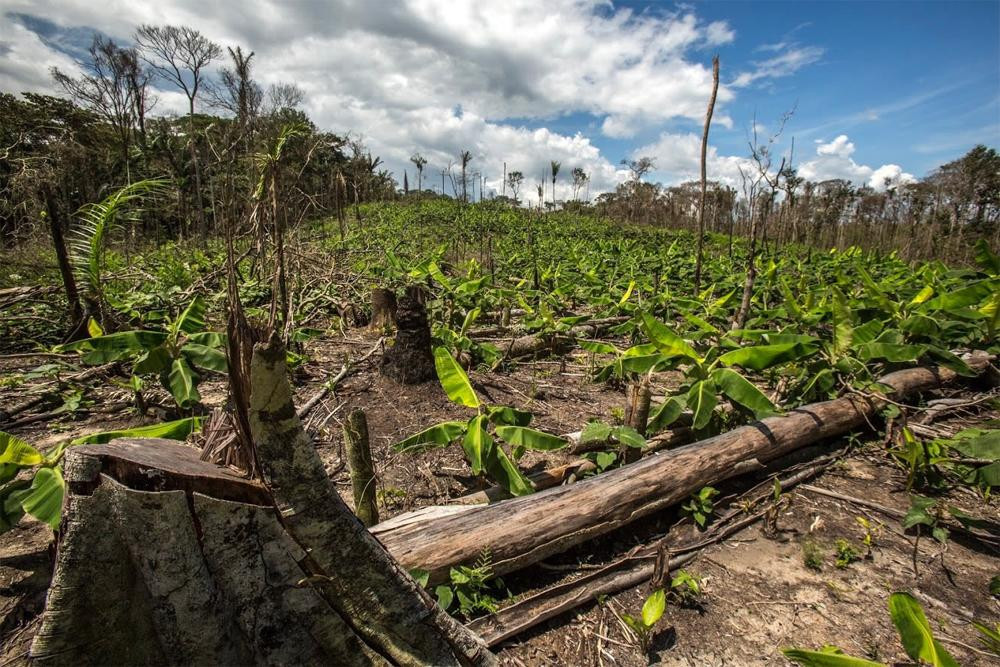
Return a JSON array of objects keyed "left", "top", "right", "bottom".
[{"left": 0, "top": 22, "right": 996, "bottom": 266}]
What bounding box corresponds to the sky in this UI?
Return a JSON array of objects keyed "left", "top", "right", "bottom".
[{"left": 1, "top": 0, "right": 998, "bottom": 200}]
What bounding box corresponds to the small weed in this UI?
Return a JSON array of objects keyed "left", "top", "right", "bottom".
[
  {"left": 668, "top": 570, "right": 703, "bottom": 606},
  {"left": 610, "top": 406, "right": 625, "bottom": 424},
  {"left": 377, "top": 486, "right": 407, "bottom": 509},
  {"left": 802, "top": 539, "right": 824, "bottom": 571},
  {"left": 433, "top": 550, "right": 508, "bottom": 620},
  {"left": 834, "top": 538, "right": 860, "bottom": 569},
  {"left": 681, "top": 486, "right": 718, "bottom": 529},
  {"left": 856, "top": 516, "right": 883, "bottom": 557},
  {"left": 621, "top": 588, "right": 666, "bottom": 654}
]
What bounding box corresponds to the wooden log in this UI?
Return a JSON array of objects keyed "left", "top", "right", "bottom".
[
  {"left": 467, "top": 454, "right": 837, "bottom": 647},
  {"left": 498, "top": 316, "right": 630, "bottom": 358},
  {"left": 372, "top": 353, "right": 993, "bottom": 584},
  {"left": 345, "top": 408, "right": 380, "bottom": 527}
]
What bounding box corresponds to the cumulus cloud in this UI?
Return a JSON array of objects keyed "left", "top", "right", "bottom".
[
  {"left": 0, "top": 1, "right": 828, "bottom": 198},
  {"left": 799, "top": 135, "right": 915, "bottom": 190},
  {"left": 631, "top": 131, "right": 916, "bottom": 194},
  {"left": 631, "top": 132, "right": 756, "bottom": 188},
  {"left": 0, "top": 18, "right": 79, "bottom": 93}
]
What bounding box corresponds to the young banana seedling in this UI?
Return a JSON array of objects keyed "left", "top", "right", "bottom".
[{"left": 393, "top": 347, "right": 567, "bottom": 495}]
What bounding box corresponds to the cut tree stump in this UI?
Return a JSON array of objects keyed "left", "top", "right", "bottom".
[
  {"left": 30, "top": 337, "right": 495, "bottom": 667},
  {"left": 381, "top": 287, "right": 436, "bottom": 384},
  {"left": 370, "top": 288, "right": 397, "bottom": 330},
  {"left": 372, "top": 353, "right": 995, "bottom": 584},
  {"left": 345, "top": 408, "right": 379, "bottom": 527}
]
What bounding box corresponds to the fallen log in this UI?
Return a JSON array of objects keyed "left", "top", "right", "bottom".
[
  {"left": 372, "top": 353, "right": 993, "bottom": 583},
  {"left": 466, "top": 454, "right": 839, "bottom": 647},
  {"left": 449, "top": 426, "right": 693, "bottom": 505},
  {"left": 489, "top": 316, "right": 630, "bottom": 359}
]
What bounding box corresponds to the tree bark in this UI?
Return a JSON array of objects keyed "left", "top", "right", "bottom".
[
  {"left": 370, "top": 288, "right": 398, "bottom": 331},
  {"left": 380, "top": 287, "right": 436, "bottom": 384},
  {"left": 372, "top": 353, "right": 993, "bottom": 584}
]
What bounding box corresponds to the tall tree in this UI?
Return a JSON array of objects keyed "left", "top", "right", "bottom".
[
  {"left": 459, "top": 150, "right": 473, "bottom": 203},
  {"left": 213, "top": 46, "right": 262, "bottom": 143},
  {"left": 550, "top": 160, "right": 561, "bottom": 207},
  {"left": 410, "top": 153, "right": 427, "bottom": 193},
  {"left": 506, "top": 170, "right": 524, "bottom": 204},
  {"left": 571, "top": 167, "right": 587, "bottom": 201},
  {"left": 694, "top": 55, "right": 720, "bottom": 294},
  {"left": 135, "top": 24, "right": 222, "bottom": 234},
  {"left": 51, "top": 35, "right": 146, "bottom": 181}
]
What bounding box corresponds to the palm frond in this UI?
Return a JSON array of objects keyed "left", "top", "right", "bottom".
[{"left": 68, "top": 179, "right": 169, "bottom": 299}]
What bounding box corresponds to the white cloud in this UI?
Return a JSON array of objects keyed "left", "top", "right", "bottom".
[
  {"left": 632, "top": 131, "right": 916, "bottom": 193},
  {"left": 632, "top": 131, "right": 753, "bottom": 188},
  {"left": 799, "top": 135, "right": 914, "bottom": 190},
  {"left": 731, "top": 45, "right": 824, "bottom": 88},
  {"left": 0, "top": 19, "right": 79, "bottom": 93},
  {"left": 0, "top": 1, "right": 829, "bottom": 199}
]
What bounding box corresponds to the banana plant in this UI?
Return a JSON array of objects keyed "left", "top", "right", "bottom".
[
  {"left": 0, "top": 418, "right": 202, "bottom": 535},
  {"left": 393, "top": 347, "right": 567, "bottom": 495},
  {"left": 638, "top": 313, "right": 812, "bottom": 432},
  {"left": 61, "top": 296, "right": 226, "bottom": 408},
  {"left": 783, "top": 592, "right": 958, "bottom": 667},
  {"left": 0, "top": 432, "right": 65, "bottom": 533}
]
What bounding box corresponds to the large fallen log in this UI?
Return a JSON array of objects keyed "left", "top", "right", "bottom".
[
  {"left": 467, "top": 453, "right": 840, "bottom": 647},
  {"left": 487, "top": 316, "right": 630, "bottom": 358},
  {"left": 372, "top": 353, "right": 993, "bottom": 583}
]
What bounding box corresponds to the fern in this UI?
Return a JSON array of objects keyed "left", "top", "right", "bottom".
[{"left": 69, "top": 179, "right": 168, "bottom": 303}]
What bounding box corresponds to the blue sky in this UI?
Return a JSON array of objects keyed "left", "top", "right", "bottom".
[
  {"left": 526, "top": 1, "right": 1000, "bottom": 182},
  {"left": 1, "top": 0, "right": 997, "bottom": 197}
]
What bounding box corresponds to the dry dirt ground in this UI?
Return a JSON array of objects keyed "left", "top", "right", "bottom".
[{"left": 0, "top": 328, "right": 997, "bottom": 666}]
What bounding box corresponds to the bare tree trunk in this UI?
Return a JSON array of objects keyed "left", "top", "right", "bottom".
[
  {"left": 694, "top": 55, "right": 720, "bottom": 294},
  {"left": 41, "top": 186, "right": 85, "bottom": 341},
  {"left": 622, "top": 374, "right": 651, "bottom": 464},
  {"left": 345, "top": 409, "right": 379, "bottom": 527}
]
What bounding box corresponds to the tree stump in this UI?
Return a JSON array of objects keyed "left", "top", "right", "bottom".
[
  {"left": 30, "top": 337, "right": 495, "bottom": 666},
  {"left": 370, "top": 288, "right": 397, "bottom": 331},
  {"left": 344, "top": 408, "right": 379, "bottom": 527},
  {"left": 380, "top": 287, "right": 436, "bottom": 384},
  {"left": 623, "top": 375, "right": 652, "bottom": 463}
]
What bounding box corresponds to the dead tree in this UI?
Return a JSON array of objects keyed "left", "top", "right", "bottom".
[
  {"left": 380, "top": 287, "right": 436, "bottom": 384},
  {"left": 694, "top": 55, "right": 720, "bottom": 293},
  {"left": 30, "top": 337, "right": 495, "bottom": 666}
]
